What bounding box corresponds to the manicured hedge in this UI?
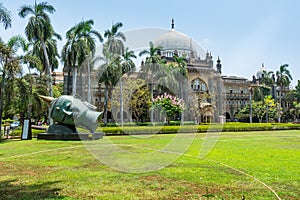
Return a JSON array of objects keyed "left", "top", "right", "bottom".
[
  {"left": 99, "top": 121, "right": 195, "bottom": 127},
  {"left": 10, "top": 127, "right": 46, "bottom": 137},
  {"left": 98, "top": 122, "right": 300, "bottom": 136}
]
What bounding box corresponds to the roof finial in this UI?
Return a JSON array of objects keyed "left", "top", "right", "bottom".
[{"left": 171, "top": 18, "right": 174, "bottom": 30}]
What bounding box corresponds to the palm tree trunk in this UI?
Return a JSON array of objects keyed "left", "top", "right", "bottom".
[
  {"left": 249, "top": 88, "right": 253, "bottom": 123},
  {"left": 150, "top": 64, "right": 154, "bottom": 126},
  {"left": 0, "top": 69, "right": 6, "bottom": 141},
  {"left": 87, "top": 59, "right": 91, "bottom": 103},
  {"left": 278, "top": 86, "right": 282, "bottom": 123},
  {"left": 120, "top": 77, "right": 124, "bottom": 127},
  {"left": 79, "top": 67, "right": 83, "bottom": 97},
  {"left": 72, "top": 66, "right": 77, "bottom": 96},
  {"left": 104, "top": 84, "right": 108, "bottom": 126},
  {"left": 41, "top": 41, "right": 54, "bottom": 126},
  {"left": 180, "top": 81, "right": 184, "bottom": 125},
  {"left": 266, "top": 104, "right": 269, "bottom": 123},
  {"left": 41, "top": 41, "right": 52, "bottom": 97},
  {"left": 67, "top": 66, "right": 72, "bottom": 95}
]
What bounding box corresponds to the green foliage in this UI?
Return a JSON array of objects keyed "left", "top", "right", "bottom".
[
  {"left": 126, "top": 78, "right": 151, "bottom": 122},
  {"left": 3, "top": 118, "right": 13, "bottom": 122},
  {"left": 153, "top": 93, "right": 185, "bottom": 123},
  {"left": 52, "top": 82, "right": 63, "bottom": 98},
  {"left": 104, "top": 22, "right": 125, "bottom": 55},
  {"left": 9, "top": 126, "right": 45, "bottom": 137},
  {"left": 295, "top": 80, "right": 300, "bottom": 102},
  {"left": 0, "top": 3, "right": 12, "bottom": 30},
  {"left": 98, "top": 122, "right": 300, "bottom": 136},
  {"left": 235, "top": 96, "right": 278, "bottom": 122}
]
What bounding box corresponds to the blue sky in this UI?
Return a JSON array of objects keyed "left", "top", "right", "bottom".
[{"left": 1, "top": 0, "right": 299, "bottom": 86}]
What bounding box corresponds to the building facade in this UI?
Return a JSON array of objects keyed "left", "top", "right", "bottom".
[
  {"left": 64, "top": 20, "right": 288, "bottom": 123},
  {"left": 151, "top": 20, "right": 252, "bottom": 122}
]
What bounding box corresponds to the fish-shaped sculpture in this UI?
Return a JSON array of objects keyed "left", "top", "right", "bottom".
[{"left": 39, "top": 95, "right": 102, "bottom": 133}]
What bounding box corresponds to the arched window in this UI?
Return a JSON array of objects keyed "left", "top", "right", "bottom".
[{"left": 191, "top": 78, "right": 207, "bottom": 91}]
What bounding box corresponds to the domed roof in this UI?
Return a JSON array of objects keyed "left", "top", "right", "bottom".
[
  {"left": 256, "top": 64, "right": 268, "bottom": 79},
  {"left": 154, "top": 29, "right": 197, "bottom": 52}
]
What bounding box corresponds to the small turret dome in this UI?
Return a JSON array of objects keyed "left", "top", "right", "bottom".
[{"left": 256, "top": 64, "right": 268, "bottom": 79}]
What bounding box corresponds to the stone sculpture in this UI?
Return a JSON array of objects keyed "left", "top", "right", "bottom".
[{"left": 39, "top": 95, "right": 102, "bottom": 134}]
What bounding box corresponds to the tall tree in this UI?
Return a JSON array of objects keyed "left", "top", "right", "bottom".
[
  {"left": 0, "top": 41, "right": 16, "bottom": 139},
  {"left": 276, "top": 64, "right": 292, "bottom": 123},
  {"left": 62, "top": 19, "right": 102, "bottom": 97},
  {"left": 19, "top": 1, "right": 59, "bottom": 97},
  {"left": 139, "top": 42, "right": 162, "bottom": 124},
  {"left": 31, "top": 33, "right": 61, "bottom": 74},
  {"left": 295, "top": 80, "right": 300, "bottom": 102},
  {"left": 97, "top": 47, "right": 120, "bottom": 126},
  {"left": 173, "top": 55, "right": 188, "bottom": 124},
  {"left": 103, "top": 22, "right": 126, "bottom": 124},
  {"left": 104, "top": 22, "right": 126, "bottom": 55},
  {"left": 118, "top": 48, "right": 136, "bottom": 125},
  {"left": 0, "top": 36, "right": 41, "bottom": 139},
  {"left": 156, "top": 64, "right": 175, "bottom": 94},
  {"left": 0, "top": 3, "right": 12, "bottom": 30},
  {"left": 261, "top": 70, "right": 276, "bottom": 98}
]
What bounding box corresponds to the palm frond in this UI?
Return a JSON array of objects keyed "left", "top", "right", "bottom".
[{"left": 0, "top": 3, "right": 12, "bottom": 29}]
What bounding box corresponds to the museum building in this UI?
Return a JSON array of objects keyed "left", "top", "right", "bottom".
[
  {"left": 64, "top": 20, "right": 284, "bottom": 123},
  {"left": 150, "top": 20, "right": 252, "bottom": 122}
]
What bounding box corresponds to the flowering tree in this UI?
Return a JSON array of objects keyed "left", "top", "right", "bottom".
[{"left": 153, "top": 93, "right": 185, "bottom": 124}]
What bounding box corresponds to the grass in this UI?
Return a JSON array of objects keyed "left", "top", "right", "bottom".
[{"left": 0, "top": 130, "right": 299, "bottom": 199}]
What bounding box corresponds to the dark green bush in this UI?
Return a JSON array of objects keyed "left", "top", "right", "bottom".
[
  {"left": 10, "top": 127, "right": 46, "bottom": 137},
  {"left": 98, "top": 123, "right": 300, "bottom": 136},
  {"left": 99, "top": 121, "right": 196, "bottom": 127}
]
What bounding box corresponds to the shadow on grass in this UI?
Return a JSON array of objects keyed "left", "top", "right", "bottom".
[{"left": 0, "top": 179, "right": 66, "bottom": 200}]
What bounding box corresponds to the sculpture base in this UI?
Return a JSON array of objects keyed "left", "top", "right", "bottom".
[
  {"left": 47, "top": 123, "right": 78, "bottom": 134},
  {"left": 37, "top": 132, "right": 103, "bottom": 140}
]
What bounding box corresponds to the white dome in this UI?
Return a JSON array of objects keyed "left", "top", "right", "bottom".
[
  {"left": 154, "top": 29, "right": 197, "bottom": 52},
  {"left": 256, "top": 65, "right": 268, "bottom": 79}
]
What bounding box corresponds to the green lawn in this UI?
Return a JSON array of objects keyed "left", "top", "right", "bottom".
[{"left": 0, "top": 130, "right": 299, "bottom": 199}]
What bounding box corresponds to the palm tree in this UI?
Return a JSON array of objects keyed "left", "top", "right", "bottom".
[
  {"left": 19, "top": 1, "right": 59, "bottom": 97},
  {"left": 62, "top": 19, "right": 103, "bottom": 97},
  {"left": 156, "top": 63, "right": 177, "bottom": 95},
  {"left": 104, "top": 22, "right": 126, "bottom": 55},
  {"left": 295, "top": 80, "right": 300, "bottom": 102},
  {"left": 261, "top": 70, "right": 275, "bottom": 98},
  {"left": 119, "top": 48, "right": 136, "bottom": 126},
  {"left": 103, "top": 22, "right": 126, "bottom": 124},
  {"left": 3, "top": 36, "right": 29, "bottom": 107},
  {"left": 0, "top": 41, "right": 14, "bottom": 139},
  {"left": 0, "top": 35, "right": 41, "bottom": 139},
  {"left": 31, "top": 34, "right": 61, "bottom": 74},
  {"left": 121, "top": 48, "right": 136, "bottom": 75},
  {"left": 173, "top": 55, "right": 188, "bottom": 124},
  {"left": 0, "top": 3, "right": 12, "bottom": 30},
  {"left": 248, "top": 84, "right": 266, "bottom": 123},
  {"left": 97, "top": 47, "right": 120, "bottom": 126},
  {"left": 291, "top": 102, "right": 300, "bottom": 121},
  {"left": 139, "top": 42, "right": 162, "bottom": 124},
  {"left": 252, "top": 85, "right": 266, "bottom": 101},
  {"left": 276, "top": 64, "right": 292, "bottom": 123}
]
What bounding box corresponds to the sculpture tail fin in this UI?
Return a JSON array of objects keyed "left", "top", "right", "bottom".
[{"left": 39, "top": 95, "right": 54, "bottom": 105}]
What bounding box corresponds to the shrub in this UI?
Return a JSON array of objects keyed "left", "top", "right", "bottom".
[
  {"left": 98, "top": 123, "right": 300, "bottom": 136},
  {"left": 10, "top": 127, "right": 46, "bottom": 137}
]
